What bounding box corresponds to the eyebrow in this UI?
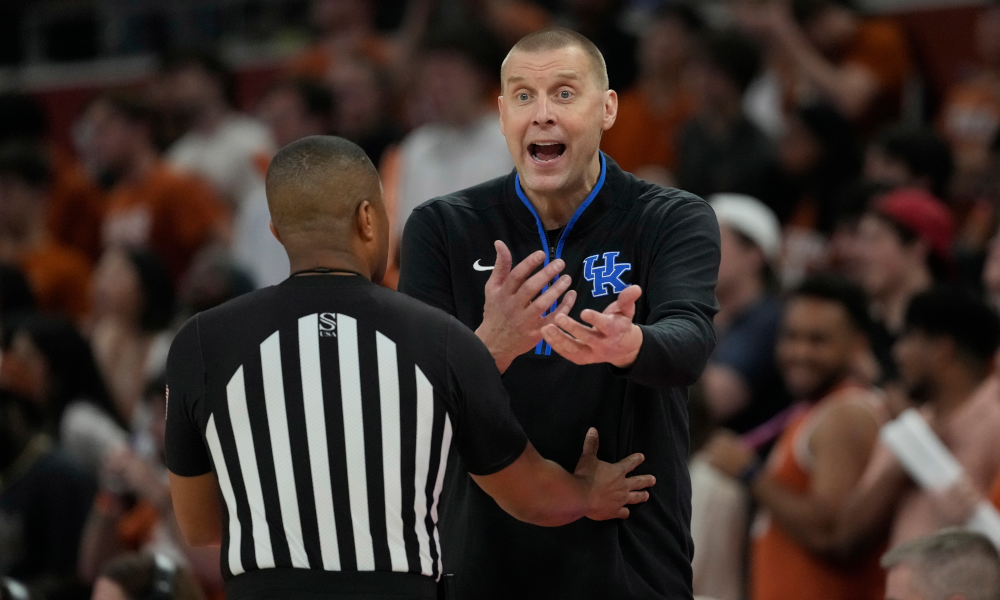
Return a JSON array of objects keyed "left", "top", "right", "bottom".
[{"left": 504, "top": 71, "right": 584, "bottom": 89}]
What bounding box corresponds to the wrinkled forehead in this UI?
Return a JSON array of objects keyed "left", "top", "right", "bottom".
[{"left": 501, "top": 46, "right": 599, "bottom": 91}]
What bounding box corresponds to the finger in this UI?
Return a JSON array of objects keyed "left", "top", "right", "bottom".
[
  {"left": 531, "top": 275, "right": 572, "bottom": 314},
  {"left": 553, "top": 313, "right": 600, "bottom": 343},
  {"left": 579, "top": 309, "right": 617, "bottom": 333},
  {"left": 626, "top": 490, "right": 650, "bottom": 505},
  {"left": 616, "top": 452, "right": 646, "bottom": 474},
  {"left": 542, "top": 324, "right": 590, "bottom": 358},
  {"left": 516, "top": 258, "right": 566, "bottom": 304},
  {"left": 489, "top": 240, "right": 513, "bottom": 287},
  {"left": 551, "top": 289, "right": 577, "bottom": 317},
  {"left": 627, "top": 474, "right": 656, "bottom": 491},
  {"left": 616, "top": 507, "right": 630, "bottom": 520},
  {"left": 606, "top": 285, "right": 642, "bottom": 318},
  {"left": 581, "top": 427, "right": 599, "bottom": 456},
  {"left": 503, "top": 251, "right": 547, "bottom": 294}
]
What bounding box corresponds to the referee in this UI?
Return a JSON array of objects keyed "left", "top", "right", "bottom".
[
  {"left": 399, "top": 29, "right": 720, "bottom": 599},
  {"left": 164, "top": 136, "right": 653, "bottom": 600}
]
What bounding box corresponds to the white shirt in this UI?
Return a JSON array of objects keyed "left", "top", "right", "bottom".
[
  {"left": 395, "top": 113, "right": 513, "bottom": 232},
  {"left": 233, "top": 184, "right": 290, "bottom": 289},
  {"left": 167, "top": 114, "right": 275, "bottom": 206}
]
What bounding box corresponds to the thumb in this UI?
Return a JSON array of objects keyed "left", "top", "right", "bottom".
[
  {"left": 491, "top": 240, "right": 512, "bottom": 285},
  {"left": 611, "top": 285, "right": 642, "bottom": 318},
  {"left": 581, "top": 427, "right": 599, "bottom": 457}
]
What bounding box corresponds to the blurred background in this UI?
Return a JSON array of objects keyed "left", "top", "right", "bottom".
[{"left": 2, "top": 0, "right": 1000, "bottom": 599}]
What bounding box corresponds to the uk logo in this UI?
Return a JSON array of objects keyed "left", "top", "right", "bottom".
[{"left": 583, "top": 252, "right": 632, "bottom": 297}]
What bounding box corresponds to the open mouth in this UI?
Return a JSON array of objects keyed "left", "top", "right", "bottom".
[{"left": 529, "top": 143, "right": 566, "bottom": 163}]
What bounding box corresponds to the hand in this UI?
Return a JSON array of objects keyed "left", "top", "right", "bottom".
[
  {"left": 573, "top": 428, "right": 655, "bottom": 520},
  {"left": 928, "top": 476, "right": 982, "bottom": 526},
  {"left": 476, "top": 240, "right": 577, "bottom": 372},
  {"left": 541, "top": 285, "right": 643, "bottom": 368},
  {"left": 703, "top": 430, "right": 756, "bottom": 479}
]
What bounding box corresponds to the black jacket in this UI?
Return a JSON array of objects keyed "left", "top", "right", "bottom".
[{"left": 399, "top": 154, "right": 720, "bottom": 599}]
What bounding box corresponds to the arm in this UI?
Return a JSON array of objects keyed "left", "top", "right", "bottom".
[
  {"left": 168, "top": 471, "right": 223, "bottom": 547},
  {"left": 544, "top": 198, "right": 720, "bottom": 387},
  {"left": 472, "top": 429, "right": 653, "bottom": 527},
  {"left": 831, "top": 442, "right": 911, "bottom": 555}
]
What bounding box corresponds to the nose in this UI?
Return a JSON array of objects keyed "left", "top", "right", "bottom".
[{"left": 532, "top": 95, "right": 556, "bottom": 127}]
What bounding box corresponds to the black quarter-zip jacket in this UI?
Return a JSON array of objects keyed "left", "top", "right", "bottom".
[{"left": 398, "top": 154, "right": 720, "bottom": 599}]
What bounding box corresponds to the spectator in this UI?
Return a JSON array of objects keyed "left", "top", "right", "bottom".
[
  {"left": 865, "top": 124, "right": 954, "bottom": 201},
  {"left": 0, "top": 144, "right": 92, "bottom": 322},
  {"left": 737, "top": 0, "right": 911, "bottom": 133},
  {"left": 856, "top": 188, "right": 954, "bottom": 382},
  {"left": 81, "top": 92, "right": 224, "bottom": 282},
  {"left": 92, "top": 553, "right": 205, "bottom": 600},
  {"left": 159, "top": 51, "right": 275, "bottom": 207},
  {"left": 0, "top": 93, "right": 105, "bottom": 262},
  {"left": 90, "top": 249, "right": 176, "bottom": 423},
  {"left": 702, "top": 194, "right": 789, "bottom": 434},
  {"left": 599, "top": 3, "right": 701, "bottom": 181},
  {"left": 79, "top": 383, "right": 222, "bottom": 597},
  {"left": 0, "top": 388, "right": 95, "bottom": 600},
  {"left": 176, "top": 249, "right": 254, "bottom": 316},
  {"left": 557, "top": 0, "right": 638, "bottom": 91},
  {"left": 327, "top": 59, "right": 402, "bottom": 165},
  {"left": 255, "top": 79, "right": 333, "bottom": 149},
  {"left": 390, "top": 26, "right": 512, "bottom": 246},
  {"left": 776, "top": 101, "right": 863, "bottom": 232},
  {"left": 938, "top": 3, "right": 1000, "bottom": 199},
  {"left": 287, "top": 0, "right": 394, "bottom": 80},
  {"left": 705, "top": 275, "right": 887, "bottom": 600},
  {"left": 837, "top": 288, "right": 1000, "bottom": 551},
  {"left": 0, "top": 315, "right": 126, "bottom": 475},
  {"left": 883, "top": 529, "right": 1000, "bottom": 600},
  {"left": 676, "top": 30, "right": 780, "bottom": 205}
]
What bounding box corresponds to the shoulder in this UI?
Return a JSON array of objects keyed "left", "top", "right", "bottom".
[
  {"left": 622, "top": 170, "right": 714, "bottom": 221},
  {"left": 816, "top": 386, "right": 887, "bottom": 438},
  {"left": 409, "top": 173, "right": 511, "bottom": 219}
]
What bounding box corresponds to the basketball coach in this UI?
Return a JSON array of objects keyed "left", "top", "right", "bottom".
[{"left": 399, "top": 27, "right": 721, "bottom": 600}]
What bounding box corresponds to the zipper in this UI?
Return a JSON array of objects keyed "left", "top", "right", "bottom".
[{"left": 514, "top": 152, "right": 608, "bottom": 355}]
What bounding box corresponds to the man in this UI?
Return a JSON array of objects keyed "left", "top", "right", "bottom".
[
  {"left": 883, "top": 529, "right": 1000, "bottom": 600},
  {"left": 399, "top": 27, "right": 720, "bottom": 598},
  {"left": 0, "top": 145, "right": 91, "bottom": 321},
  {"left": 836, "top": 288, "right": 1000, "bottom": 551},
  {"left": 701, "top": 194, "right": 788, "bottom": 434},
  {"left": 165, "top": 136, "right": 653, "bottom": 600},
  {"left": 865, "top": 124, "right": 954, "bottom": 201},
  {"left": 705, "top": 276, "right": 887, "bottom": 600}
]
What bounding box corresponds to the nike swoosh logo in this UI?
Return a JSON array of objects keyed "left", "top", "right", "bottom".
[{"left": 473, "top": 260, "right": 495, "bottom": 271}]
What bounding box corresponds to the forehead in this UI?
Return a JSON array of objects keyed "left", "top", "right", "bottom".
[
  {"left": 785, "top": 297, "right": 851, "bottom": 330},
  {"left": 503, "top": 46, "right": 595, "bottom": 88}
]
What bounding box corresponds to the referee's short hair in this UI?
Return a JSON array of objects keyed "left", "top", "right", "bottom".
[
  {"left": 881, "top": 529, "right": 1000, "bottom": 600},
  {"left": 265, "top": 135, "right": 381, "bottom": 239},
  {"left": 501, "top": 27, "right": 609, "bottom": 91}
]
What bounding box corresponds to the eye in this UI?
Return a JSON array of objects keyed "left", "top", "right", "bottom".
[
  {"left": 559, "top": 90, "right": 572, "bottom": 99},
  {"left": 518, "top": 93, "right": 529, "bottom": 101}
]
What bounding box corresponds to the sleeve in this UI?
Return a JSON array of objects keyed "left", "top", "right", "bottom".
[
  {"left": 443, "top": 317, "right": 528, "bottom": 476},
  {"left": 165, "top": 316, "right": 213, "bottom": 476},
  {"left": 398, "top": 204, "right": 457, "bottom": 316},
  {"left": 612, "top": 197, "right": 721, "bottom": 388}
]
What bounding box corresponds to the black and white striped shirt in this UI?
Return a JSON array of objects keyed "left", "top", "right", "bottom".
[{"left": 165, "top": 275, "right": 528, "bottom": 598}]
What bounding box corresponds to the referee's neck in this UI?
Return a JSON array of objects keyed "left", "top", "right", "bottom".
[{"left": 287, "top": 248, "right": 373, "bottom": 280}]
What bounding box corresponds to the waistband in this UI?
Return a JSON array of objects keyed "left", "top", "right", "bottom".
[{"left": 225, "top": 569, "right": 440, "bottom": 600}]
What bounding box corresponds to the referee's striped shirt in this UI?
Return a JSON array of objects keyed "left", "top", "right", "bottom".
[{"left": 165, "top": 275, "right": 528, "bottom": 598}]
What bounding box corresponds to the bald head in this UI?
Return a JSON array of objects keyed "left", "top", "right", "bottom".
[
  {"left": 266, "top": 135, "right": 381, "bottom": 241},
  {"left": 501, "top": 27, "right": 609, "bottom": 92}
]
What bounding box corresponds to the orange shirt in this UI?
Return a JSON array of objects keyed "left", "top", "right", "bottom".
[
  {"left": 600, "top": 87, "right": 695, "bottom": 174},
  {"left": 751, "top": 384, "right": 886, "bottom": 600},
  {"left": 46, "top": 149, "right": 106, "bottom": 263},
  {"left": 842, "top": 19, "right": 912, "bottom": 130},
  {"left": 19, "top": 241, "right": 92, "bottom": 322},
  {"left": 102, "top": 163, "right": 224, "bottom": 281}
]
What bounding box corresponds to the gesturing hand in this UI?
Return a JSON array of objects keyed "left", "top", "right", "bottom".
[
  {"left": 574, "top": 428, "right": 655, "bottom": 521},
  {"left": 476, "top": 240, "right": 577, "bottom": 373},
  {"left": 541, "top": 285, "right": 644, "bottom": 368}
]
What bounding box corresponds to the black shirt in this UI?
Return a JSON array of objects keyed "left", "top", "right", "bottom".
[
  {"left": 399, "top": 154, "right": 720, "bottom": 599},
  {"left": 165, "top": 275, "right": 528, "bottom": 599}
]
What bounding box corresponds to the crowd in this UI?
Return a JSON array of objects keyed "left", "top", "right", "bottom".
[{"left": 2, "top": 0, "right": 1000, "bottom": 599}]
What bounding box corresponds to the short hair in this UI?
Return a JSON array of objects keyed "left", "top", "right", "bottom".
[
  {"left": 789, "top": 274, "right": 872, "bottom": 336},
  {"left": 265, "top": 135, "right": 381, "bottom": 238},
  {"left": 904, "top": 286, "right": 1000, "bottom": 364},
  {"left": 874, "top": 123, "right": 954, "bottom": 199},
  {"left": 100, "top": 553, "right": 205, "bottom": 600},
  {"left": 881, "top": 529, "right": 1000, "bottom": 600},
  {"left": 702, "top": 30, "right": 762, "bottom": 93},
  {"left": 502, "top": 27, "right": 609, "bottom": 91},
  {"left": 0, "top": 143, "right": 52, "bottom": 188}
]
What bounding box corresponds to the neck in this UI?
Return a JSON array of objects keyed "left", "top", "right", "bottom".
[
  {"left": 930, "top": 365, "right": 983, "bottom": 419},
  {"left": 875, "top": 267, "right": 933, "bottom": 332},
  {"left": 522, "top": 153, "right": 602, "bottom": 230},
  {"left": 715, "top": 276, "right": 764, "bottom": 330},
  {"left": 288, "top": 249, "right": 371, "bottom": 280}
]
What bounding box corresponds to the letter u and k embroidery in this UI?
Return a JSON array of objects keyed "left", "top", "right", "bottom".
[{"left": 583, "top": 252, "right": 631, "bottom": 297}]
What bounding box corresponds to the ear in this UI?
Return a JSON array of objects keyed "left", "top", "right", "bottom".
[
  {"left": 269, "top": 221, "right": 282, "bottom": 244},
  {"left": 498, "top": 95, "right": 506, "bottom": 136},
  {"left": 602, "top": 89, "right": 618, "bottom": 132},
  {"left": 356, "top": 200, "right": 376, "bottom": 242}
]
